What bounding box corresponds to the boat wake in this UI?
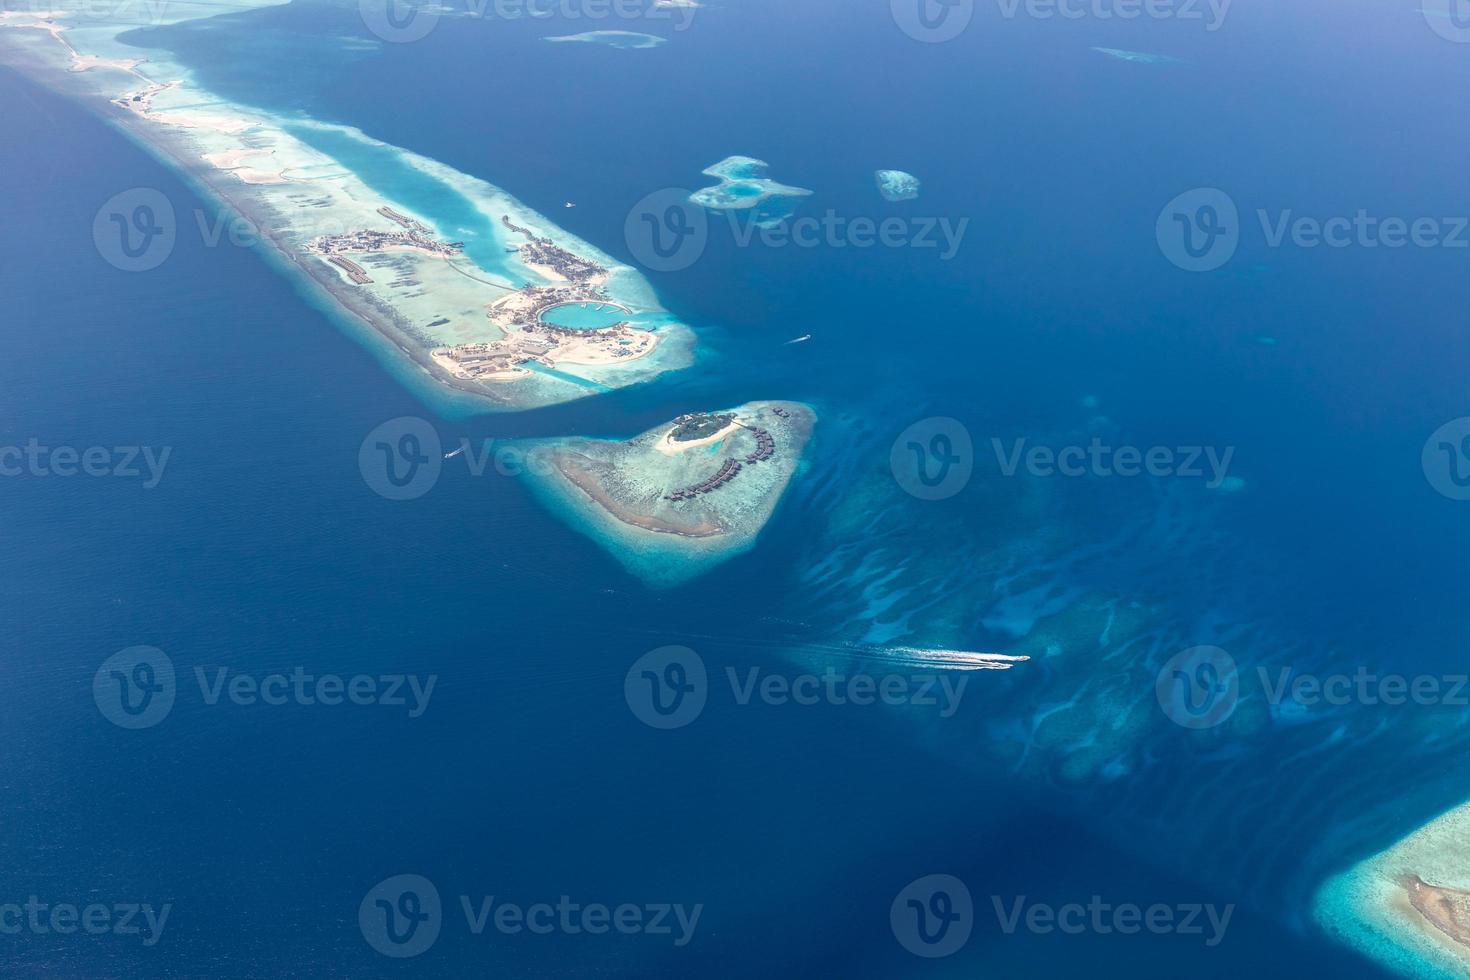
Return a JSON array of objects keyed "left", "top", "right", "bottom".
[{"left": 878, "top": 646, "right": 1030, "bottom": 670}]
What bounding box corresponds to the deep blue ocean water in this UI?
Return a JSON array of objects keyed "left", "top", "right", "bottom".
[{"left": 6, "top": 0, "right": 1470, "bottom": 975}]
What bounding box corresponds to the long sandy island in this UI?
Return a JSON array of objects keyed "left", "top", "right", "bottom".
[{"left": 0, "top": 1, "right": 694, "bottom": 416}]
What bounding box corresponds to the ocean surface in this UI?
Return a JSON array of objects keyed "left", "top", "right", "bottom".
[{"left": 5, "top": 0, "right": 1470, "bottom": 975}]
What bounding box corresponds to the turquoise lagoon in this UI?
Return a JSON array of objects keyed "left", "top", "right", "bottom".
[
  {"left": 690, "top": 155, "right": 813, "bottom": 228},
  {"left": 537, "top": 301, "right": 674, "bottom": 332}
]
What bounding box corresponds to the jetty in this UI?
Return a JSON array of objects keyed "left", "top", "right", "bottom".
[
  {"left": 328, "top": 255, "right": 371, "bottom": 284},
  {"left": 666, "top": 458, "right": 743, "bottom": 501},
  {"left": 664, "top": 413, "right": 786, "bottom": 501}
]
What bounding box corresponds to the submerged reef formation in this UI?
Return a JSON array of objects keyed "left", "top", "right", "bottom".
[
  {"left": 690, "top": 156, "right": 813, "bottom": 229},
  {"left": 1090, "top": 47, "right": 1184, "bottom": 65},
  {"left": 874, "top": 169, "right": 921, "bottom": 202},
  {"left": 544, "top": 31, "right": 666, "bottom": 49}
]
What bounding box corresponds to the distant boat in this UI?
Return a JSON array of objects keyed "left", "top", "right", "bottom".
[
  {"left": 564, "top": 201, "right": 575, "bottom": 208},
  {"left": 785, "top": 334, "right": 811, "bottom": 345},
  {"left": 443, "top": 446, "right": 464, "bottom": 459},
  {"left": 882, "top": 646, "right": 1031, "bottom": 670}
]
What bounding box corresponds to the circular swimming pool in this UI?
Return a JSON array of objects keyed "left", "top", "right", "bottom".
[{"left": 538, "top": 302, "right": 629, "bottom": 330}]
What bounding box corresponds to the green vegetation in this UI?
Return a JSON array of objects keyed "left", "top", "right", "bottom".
[{"left": 671, "top": 413, "right": 734, "bottom": 442}]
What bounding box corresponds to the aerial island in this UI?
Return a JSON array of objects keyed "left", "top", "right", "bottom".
[
  {"left": 0, "top": 1, "right": 693, "bottom": 417},
  {"left": 518, "top": 402, "right": 817, "bottom": 587},
  {"left": 1317, "top": 800, "right": 1470, "bottom": 978}
]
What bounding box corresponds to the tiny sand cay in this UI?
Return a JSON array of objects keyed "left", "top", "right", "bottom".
[
  {"left": 519, "top": 402, "right": 816, "bottom": 588},
  {"left": 874, "top": 169, "right": 920, "bottom": 202},
  {"left": 544, "top": 30, "right": 666, "bottom": 49},
  {"left": 1317, "top": 800, "right": 1470, "bottom": 978}
]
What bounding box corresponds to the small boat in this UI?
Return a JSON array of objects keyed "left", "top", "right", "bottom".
[
  {"left": 564, "top": 201, "right": 575, "bottom": 208},
  {"left": 785, "top": 334, "right": 811, "bottom": 345},
  {"left": 443, "top": 446, "right": 464, "bottom": 460}
]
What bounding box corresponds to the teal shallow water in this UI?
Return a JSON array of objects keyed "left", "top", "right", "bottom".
[
  {"left": 20, "top": 0, "right": 1470, "bottom": 974},
  {"left": 283, "top": 122, "right": 523, "bottom": 283},
  {"left": 540, "top": 301, "right": 629, "bottom": 329}
]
